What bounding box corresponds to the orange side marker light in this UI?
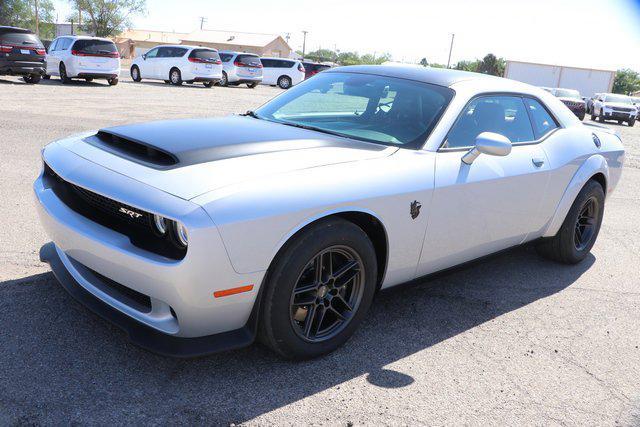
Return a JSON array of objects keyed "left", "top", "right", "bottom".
[{"left": 213, "top": 284, "right": 254, "bottom": 298}]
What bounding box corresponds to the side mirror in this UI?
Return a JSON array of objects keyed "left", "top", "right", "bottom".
[
  {"left": 461, "top": 132, "right": 512, "bottom": 165},
  {"left": 142, "top": 54, "right": 146, "bottom": 60}
]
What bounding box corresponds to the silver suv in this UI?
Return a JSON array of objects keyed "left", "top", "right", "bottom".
[{"left": 218, "top": 51, "right": 263, "bottom": 88}]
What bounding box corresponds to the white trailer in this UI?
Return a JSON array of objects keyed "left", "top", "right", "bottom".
[{"left": 504, "top": 60, "right": 615, "bottom": 98}]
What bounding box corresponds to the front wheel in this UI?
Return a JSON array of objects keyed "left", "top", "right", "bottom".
[
  {"left": 536, "top": 180, "right": 605, "bottom": 264},
  {"left": 259, "top": 218, "right": 377, "bottom": 359},
  {"left": 277, "top": 75, "right": 292, "bottom": 89},
  {"left": 218, "top": 71, "right": 228, "bottom": 86},
  {"left": 203, "top": 81, "right": 214, "bottom": 88},
  {"left": 246, "top": 82, "right": 258, "bottom": 89},
  {"left": 130, "top": 65, "right": 141, "bottom": 82},
  {"left": 628, "top": 118, "right": 635, "bottom": 127},
  {"left": 23, "top": 74, "right": 41, "bottom": 84},
  {"left": 59, "top": 63, "right": 72, "bottom": 84}
]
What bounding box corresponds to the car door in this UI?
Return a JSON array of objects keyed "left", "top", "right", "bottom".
[
  {"left": 260, "top": 59, "right": 275, "bottom": 84},
  {"left": 154, "top": 47, "right": 173, "bottom": 80},
  {"left": 45, "top": 38, "right": 59, "bottom": 75},
  {"left": 138, "top": 47, "right": 159, "bottom": 79},
  {"left": 417, "top": 95, "right": 551, "bottom": 276}
]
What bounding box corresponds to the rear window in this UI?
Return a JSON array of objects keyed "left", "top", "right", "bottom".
[
  {"left": 236, "top": 54, "right": 261, "bottom": 66},
  {"left": 189, "top": 49, "right": 220, "bottom": 61},
  {"left": 0, "top": 32, "right": 43, "bottom": 47},
  {"left": 72, "top": 39, "right": 117, "bottom": 54},
  {"left": 219, "top": 53, "right": 233, "bottom": 62}
]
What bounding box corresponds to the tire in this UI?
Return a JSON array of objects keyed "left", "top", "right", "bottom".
[
  {"left": 23, "top": 74, "right": 41, "bottom": 84},
  {"left": 628, "top": 118, "right": 635, "bottom": 127},
  {"left": 618, "top": 120, "right": 623, "bottom": 125},
  {"left": 42, "top": 74, "right": 50, "bottom": 80},
  {"left": 578, "top": 113, "right": 585, "bottom": 121},
  {"left": 598, "top": 110, "right": 605, "bottom": 122},
  {"left": 59, "top": 63, "right": 71, "bottom": 84},
  {"left": 277, "top": 75, "right": 292, "bottom": 89},
  {"left": 84, "top": 77, "right": 93, "bottom": 82},
  {"left": 203, "top": 81, "right": 214, "bottom": 88},
  {"left": 259, "top": 218, "right": 378, "bottom": 359},
  {"left": 218, "top": 71, "right": 228, "bottom": 86},
  {"left": 164, "top": 80, "right": 171, "bottom": 84},
  {"left": 107, "top": 77, "right": 118, "bottom": 86},
  {"left": 169, "top": 68, "right": 182, "bottom": 85},
  {"left": 536, "top": 180, "right": 605, "bottom": 264},
  {"left": 246, "top": 82, "right": 258, "bottom": 89},
  {"left": 130, "top": 66, "right": 141, "bottom": 82}
]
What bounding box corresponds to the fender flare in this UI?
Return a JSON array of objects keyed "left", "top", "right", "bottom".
[{"left": 542, "top": 154, "right": 609, "bottom": 238}]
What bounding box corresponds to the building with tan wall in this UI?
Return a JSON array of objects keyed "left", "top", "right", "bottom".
[{"left": 116, "top": 28, "right": 293, "bottom": 59}]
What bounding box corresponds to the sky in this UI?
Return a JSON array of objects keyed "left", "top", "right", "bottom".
[{"left": 52, "top": 0, "right": 640, "bottom": 71}]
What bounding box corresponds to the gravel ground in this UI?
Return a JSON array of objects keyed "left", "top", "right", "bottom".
[{"left": 0, "top": 74, "right": 639, "bottom": 425}]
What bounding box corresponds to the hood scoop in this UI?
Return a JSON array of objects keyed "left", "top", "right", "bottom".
[{"left": 86, "top": 130, "right": 178, "bottom": 167}]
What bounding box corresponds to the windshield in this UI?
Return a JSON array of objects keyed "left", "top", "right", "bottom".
[
  {"left": 604, "top": 94, "right": 633, "bottom": 104},
  {"left": 555, "top": 88, "right": 581, "bottom": 99},
  {"left": 254, "top": 72, "right": 454, "bottom": 148}
]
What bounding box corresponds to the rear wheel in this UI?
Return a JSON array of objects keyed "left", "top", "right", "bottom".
[
  {"left": 59, "top": 63, "right": 71, "bottom": 84},
  {"left": 130, "top": 65, "right": 141, "bottom": 82},
  {"left": 259, "top": 218, "right": 377, "bottom": 359},
  {"left": 169, "top": 68, "right": 182, "bottom": 85},
  {"left": 246, "top": 82, "right": 258, "bottom": 88},
  {"left": 107, "top": 77, "right": 118, "bottom": 86},
  {"left": 536, "top": 180, "right": 605, "bottom": 264},
  {"left": 42, "top": 74, "right": 50, "bottom": 80},
  {"left": 277, "top": 75, "right": 292, "bottom": 89},
  {"left": 203, "top": 81, "right": 214, "bottom": 88},
  {"left": 84, "top": 77, "right": 93, "bottom": 82},
  {"left": 628, "top": 118, "right": 635, "bottom": 127},
  {"left": 23, "top": 74, "right": 41, "bottom": 84}
]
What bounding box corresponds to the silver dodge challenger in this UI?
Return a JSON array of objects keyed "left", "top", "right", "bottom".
[{"left": 35, "top": 65, "right": 625, "bottom": 359}]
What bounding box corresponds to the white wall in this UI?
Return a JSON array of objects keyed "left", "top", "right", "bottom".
[{"left": 505, "top": 61, "right": 614, "bottom": 97}]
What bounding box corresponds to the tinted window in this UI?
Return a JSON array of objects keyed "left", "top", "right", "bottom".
[
  {"left": 189, "top": 49, "right": 220, "bottom": 61},
  {"left": 524, "top": 98, "right": 559, "bottom": 139},
  {"left": 72, "top": 39, "right": 116, "bottom": 53},
  {"left": 0, "top": 32, "right": 43, "bottom": 47},
  {"left": 276, "top": 59, "right": 294, "bottom": 68},
  {"left": 255, "top": 72, "right": 454, "bottom": 148},
  {"left": 157, "top": 47, "right": 187, "bottom": 58},
  {"left": 145, "top": 48, "right": 159, "bottom": 58},
  {"left": 260, "top": 58, "right": 276, "bottom": 67},
  {"left": 219, "top": 53, "right": 233, "bottom": 62},
  {"left": 447, "top": 96, "right": 535, "bottom": 148},
  {"left": 236, "top": 54, "right": 261, "bottom": 66}
]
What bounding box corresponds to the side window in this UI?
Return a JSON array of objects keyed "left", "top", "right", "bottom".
[
  {"left": 174, "top": 48, "right": 187, "bottom": 57},
  {"left": 58, "top": 38, "right": 70, "bottom": 50},
  {"left": 524, "top": 98, "right": 558, "bottom": 140},
  {"left": 49, "top": 39, "right": 59, "bottom": 52},
  {"left": 145, "top": 48, "right": 159, "bottom": 58},
  {"left": 219, "top": 53, "right": 232, "bottom": 62},
  {"left": 446, "top": 96, "right": 535, "bottom": 148},
  {"left": 260, "top": 59, "right": 274, "bottom": 68},
  {"left": 156, "top": 47, "right": 170, "bottom": 58}
]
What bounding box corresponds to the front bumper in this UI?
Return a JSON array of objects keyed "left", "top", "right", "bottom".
[
  {"left": 40, "top": 242, "right": 256, "bottom": 357},
  {"left": 603, "top": 111, "right": 635, "bottom": 121},
  {"left": 34, "top": 141, "right": 265, "bottom": 355}
]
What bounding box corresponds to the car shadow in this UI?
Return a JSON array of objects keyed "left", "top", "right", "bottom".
[{"left": 0, "top": 245, "right": 594, "bottom": 423}]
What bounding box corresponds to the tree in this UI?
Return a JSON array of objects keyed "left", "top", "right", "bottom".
[
  {"left": 476, "top": 53, "right": 505, "bottom": 76},
  {"left": 419, "top": 58, "right": 428, "bottom": 67},
  {"left": 454, "top": 60, "right": 479, "bottom": 72},
  {"left": 69, "top": 0, "right": 146, "bottom": 37},
  {"left": 0, "top": 0, "right": 55, "bottom": 38},
  {"left": 612, "top": 69, "right": 640, "bottom": 95}
]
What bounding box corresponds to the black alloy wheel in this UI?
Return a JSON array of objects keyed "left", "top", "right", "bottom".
[{"left": 574, "top": 196, "right": 599, "bottom": 251}]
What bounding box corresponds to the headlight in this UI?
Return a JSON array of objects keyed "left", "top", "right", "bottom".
[
  {"left": 174, "top": 221, "right": 188, "bottom": 247},
  {"left": 152, "top": 214, "right": 168, "bottom": 235}
]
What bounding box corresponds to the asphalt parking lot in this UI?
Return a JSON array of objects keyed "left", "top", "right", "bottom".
[{"left": 1, "top": 74, "right": 639, "bottom": 425}]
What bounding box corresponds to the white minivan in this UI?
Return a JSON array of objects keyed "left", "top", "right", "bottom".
[
  {"left": 130, "top": 45, "right": 223, "bottom": 87},
  {"left": 260, "top": 57, "right": 305, "bottom": 89},
  {"left": 45, "top": 36, "right": 120, "bottom": 85}
]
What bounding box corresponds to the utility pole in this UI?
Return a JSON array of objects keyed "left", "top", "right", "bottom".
[
  {"left": 447, "top": 33, "right": 455, "bottom": 68},
  {"left": 78, "top": 0, "right": 82, "bottom": 27},
  {"left": 34, "top": 0, "right": 39, "bottom": 36},
  {"left": 301, "top": 30, "right": 308, "bottom": 59},
  {"left": 199, "top": 17, "right": 207, "bottom": 30}
]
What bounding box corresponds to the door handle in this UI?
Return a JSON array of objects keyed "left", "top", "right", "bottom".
[{"left": 532, "top": 158, "right": 545, "bottom": 167}]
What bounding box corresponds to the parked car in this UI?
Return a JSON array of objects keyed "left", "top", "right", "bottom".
[
  {"left": 45, "top": 35, "right": 120, "bottom": 85},
  {"left": 586, "top": 93, "right": 601, "bottom": 115},
  {"left": 552, "top": 88, "right": 586, "bottom": 120},
  {"left": 217, "top": 51, "right": 262, "bottom": 88},
  {"left": 36, "top": 66, "right": 624, "bottom": 359},
  {"left": 631, "top": 97, "right": 640, "bottom": 119},
  {"left": 302, "top": 61, "right": 331, "bottom": 80},
  {"left": 259, "top": 57, "right": 305, "bottom": 89},
  {"left": 591, "top": 93, "right": 637, "bottom": 126},
  {"left": 130, "top": 45, "right": 222, "bottom": 87},
  {"left": 0, "top": 26, "right": 46, "bottom": 83}
]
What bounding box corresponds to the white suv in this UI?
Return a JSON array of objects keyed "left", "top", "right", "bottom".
[
  {"left": 45, "top": 36, "right": 120, "bottom": 85},
  {"left": 130, "top": 45, "right": 222, "bottom": 87},
  {"left": 218, "top": 51, "right": 263, "bottom": 88},
  {"left": 591, "top": 93, "right": 637, "bottom": 127},
  {"left": 260, "top": 57, "right": 305, "bottom": 89}
]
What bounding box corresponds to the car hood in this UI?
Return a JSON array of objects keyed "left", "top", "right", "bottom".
[{"left": 57, "top": 116, "right": 398, "bottom": 200}]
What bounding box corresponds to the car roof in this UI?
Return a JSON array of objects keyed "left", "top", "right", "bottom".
[
  {"left": 219, "top": 51, "right": 258, "bottom": 56},
  {"left": 325, "top": 64, "right": 500, "bottom": 88},
  {"left": 150, "top": 44, "right": 217, "bottom": 50},
  {"left": 261, "top": 57, "right": 295, "bottom": 61},
  {"left": 0, "top": 26, "right": 33, "bottom": 35},
  {"left": 58, "top": 35, "right": 114, "bottom": 42}
]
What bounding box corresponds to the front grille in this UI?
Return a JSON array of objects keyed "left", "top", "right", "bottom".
[
  {"left": 43, "top": 163, "right": 186, "bottom": 260},
  {"left": 613, "top": 107, "right": 632, "bottom": 113}
]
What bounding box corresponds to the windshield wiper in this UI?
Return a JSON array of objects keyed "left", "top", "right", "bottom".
[
  {"left": 275, "top": 121, "right": 349, "bottom": 139},
  {"left": 241, "top": 110, "right": 261, "bottom": 119}
]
